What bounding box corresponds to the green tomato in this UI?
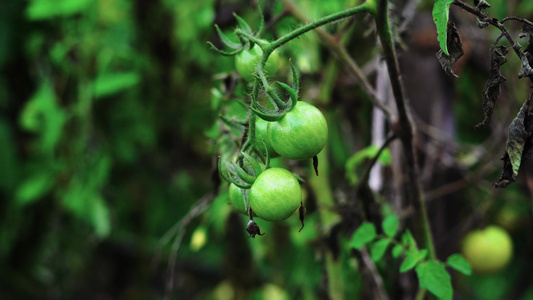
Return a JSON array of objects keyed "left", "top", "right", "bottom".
[
  {"left": 461, "top": 225, "right": 513, "bottom": 274},
  {"left": 235, "top": 44, "right": 279, "bottom": 81},
  {"left": 255, "top": 117, "right": 279, "bottom": 158},
  {"left": 268, "top": 101, "right": 328, "bottom": 160},
  {"left": 229, "top": 183, "right": 247, "bottom": 215},
  {"left": 249, "top": 168, "right": 301, "bottom": 222}
]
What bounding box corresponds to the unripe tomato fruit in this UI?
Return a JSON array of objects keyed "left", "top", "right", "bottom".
[
  {"left": 268, "top": 101, "right": 328, "bottom": 160},
  {"left": 461, "top": 225, "right": 513, "bottom": 274},
  {"left": 235, "top": 44, "right": 279, "bottom": 81},
  {"left": 249, "top": 168, "right": 301, "bottom": 222},
  {"left": 229, "top": 183, "right": 247, "bottom": 215},
  {"left": 255, "top": 117, "right": 279, "bottom": 158}
]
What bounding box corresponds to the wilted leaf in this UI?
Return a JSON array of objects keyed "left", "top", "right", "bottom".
[
  {"left": 476, "top": 45, "right": 508, "bottom": 128},
  {"left": 349, "top": 222, "right": 377, "bottom": 250},
  {"left": 474, "top": 0, "right": 491, "bottom": 9},
  {"left": 476, "top": 18, "right": 490, "bottom": 29},
  {"left": 416, "top": 261, "right": 453, "bottom": 300},
  {"left": 495, "top": 96, "right": 533, "bottom": 187},
  {"left": 518, "top": 55, "right": 533, "bottom": 79},
  {"left": 436, "top": 23, "right": 464, "bottom": 78},
  {"left": 432, "top": 0, "right": 454, "bottom": 55}
]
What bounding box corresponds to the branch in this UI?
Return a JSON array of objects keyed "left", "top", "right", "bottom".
[
  {"left": 452, "top": 0, "right": 523, "bottom": 58},
  {"left": 280, "top": 0, "right": 393, "bottom": 118},
  {"left": 375, "top": 0, "right": 436, "bottom": 259},
  {"left": 361, "top": 248, "right": 390, "bottom": 300}
]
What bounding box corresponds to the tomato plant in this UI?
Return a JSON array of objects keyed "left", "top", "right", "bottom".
[
  {"left": 267, "top": 101, "right": 328, "bottom": 160},
  {"left": 461, "top": 225, "right": 513, "bottom": 274},
  {"left": 235, "top": 43, "right": 279, "bottom": 81},
  {"left": 248, "top": 168, "right": 301, "bottom": 222}
]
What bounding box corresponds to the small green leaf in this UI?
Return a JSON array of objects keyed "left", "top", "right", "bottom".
[
  {"left": 400, "top": 249, "right": 428, "bottom": 273},
  {"left": 370, "top": 239, "right": 391, "bottom": 262},
  {"left": 350, "top": 222, "right": 377, "bottom": 250},
  {"left": 233, "top": 13, "right": 253, "bottom": 35},
  {"left": 401, "top": 230, "right": 418, "bottom": 250},
  {"left": 15, "top": 171, "right": 56, "bottom": 206},
  {"left": 382, "top": 215, "right": 399, "bottom": 237},
  {"left": 392, "top": 245, "right": 403, "bottom": 258},
  {"left": 93, "top": 72, "right": 140, "bottom": 98},
  {"left": 91, "top": 196, "right": 111, "bottom": 238},
  {"left": 416, "top": 261, "right": 453, "bottom": 300},
  {"left": 446, "top": 253, "right": 472, "bottom": 275},
  {"left": 417, "top": 249, "right": 429, "bottom": 261},
  {"left": 400, "top": 251, "right": 418, "bottom": 273},
  {"left": 432, "top": 0, "right": 454, "bottom": 55}
]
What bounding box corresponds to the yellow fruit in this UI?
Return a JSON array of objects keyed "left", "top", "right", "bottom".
[{"left": 461, "top": 225, "right": 513, "bottom": 274}]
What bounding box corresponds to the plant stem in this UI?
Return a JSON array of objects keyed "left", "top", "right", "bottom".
[
  {"left": 271, "top": 2, "right": 372, "bottom": 50},
  {"left": 374, "top": 0, "right": 436, "bottom": 259},
  {"left": 281, "top": 0, "right": 392, "bottom": 118}
]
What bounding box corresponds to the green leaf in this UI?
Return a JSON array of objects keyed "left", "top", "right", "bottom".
[
  {"left": 392, "top": 244, "right": 403, "bottom": 258},
  {"left": 349, "top": 222, "right": 377, "bottom": 250},
  {"left": 370, "top": 239, "right": 391, "bottom": 262},
  {"left": 401, "top": 230, "right": 418, "bottom": 250},
  {"left": 15, "top": 171, "right": 56, "bottom": 206},
  {"left": 400, "top": 249, "right": 428, "bottom": 273},
  {"left": 93, "top": 72, "right": 140, "bottom": 98},
  {"left": 382, "top": 215, "right": 399, "bottom": 237},
  {"left": 19, "top": 82, "right": 67, "bottom": 154},
  {"left": 91, "top": 196, "right": 111, "bottom": 238},
  {"left": 432, "top": 0, "right": 454, "bottom": 56},
  {"left": 400, "top": 250, "right": 418, "bottom": 273},
  {"left": 27, "top": 0, "right": 94, "bottom": 20},
  {"left": 446, "top": 253, "right": 472, "bottom": 275},
  {"left": 416, "top": 261, "right": 453, "bottom": 300}
]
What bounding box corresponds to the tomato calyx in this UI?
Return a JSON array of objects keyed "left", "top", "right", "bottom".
[
  {"left": 218, "top": 150, "right": 268, "bottom": 189},
  {"left": 207, "top": 5, "right": 265, "bottom": 56},
  {"left": 251, "top": 60, "right": 300, "bottom": 122}
]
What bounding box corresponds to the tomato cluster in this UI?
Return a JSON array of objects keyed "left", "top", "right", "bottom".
[{"left": 223, "top": 44, "right": 328, "bottom": 225}]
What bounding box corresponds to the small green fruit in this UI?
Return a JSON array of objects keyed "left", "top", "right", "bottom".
[{"left": 249, "top": 168, "right": 301, "bottom": 222}]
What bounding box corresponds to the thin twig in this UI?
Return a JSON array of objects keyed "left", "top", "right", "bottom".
[
  {"left": 356, "top": 132, "right": 397, "bottom": 194},
  {"left": 152, "top": 193, "right": 215, "bottom": 280},
  {"left": 501, "top": 16, "right": 533, "bottom": 27},
  {"left": 280, "top": 0, "right": 393, "bottom": 118},
  {"left": 452, "top": 0, "right": 523, "bottom": 59},
  {"left": 164, "top": 230, "right": 186, "bottom": 300},
  {"left": 361, "top": 248, "right": 390, "bottom": 300}
]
